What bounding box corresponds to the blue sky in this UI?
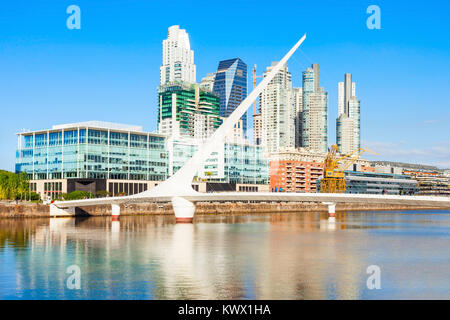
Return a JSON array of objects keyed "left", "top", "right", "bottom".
[{"left": 0, "top": 0, "right": 449, "bottom": 170}]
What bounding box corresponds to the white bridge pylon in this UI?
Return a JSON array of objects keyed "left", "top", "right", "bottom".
[
  {"left": 139, "top": 34, "right": 307, "bottom": 198},
  {"left": 130, "top": 34, "right": 308, "bottom": 221}
]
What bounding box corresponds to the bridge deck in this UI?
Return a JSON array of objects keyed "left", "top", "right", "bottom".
[{"left": 53, "top": 192, "right": 450, "bottom": 209}]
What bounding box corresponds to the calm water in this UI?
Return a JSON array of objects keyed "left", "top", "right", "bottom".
[{"left": 1, "top": 210, "right": 450, "bottom": 300}]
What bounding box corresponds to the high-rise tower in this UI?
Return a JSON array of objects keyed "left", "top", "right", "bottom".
[
  {"left": 213, "top": 58, "right": 248, "bottom": 135},
  {"left": 260, "top": 62, "right": 295, "bottom": 153},
  {"left": 301, "top": 64, "right": 328, "bottom": 153},
  {"left": 160, "top": 25, "right": 196, "bottom": 85},
  {"left": 336, "top": 73, "right": 360, "bottom": 154}
]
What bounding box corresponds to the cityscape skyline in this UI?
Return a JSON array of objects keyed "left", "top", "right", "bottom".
[
  {"left": 1, "top": 1, "right": 449, "bottom": 170},
  {"left": 2, "top": 2, "right": 450, "bottom": 304}
]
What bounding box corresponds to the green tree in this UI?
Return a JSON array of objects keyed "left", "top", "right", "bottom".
[
  {"left": 0, "top": 170, "right": 30, "bottom": 200},
  {"left": 0, "top": 171, "right": 9, "bottom": 199},
  {"left": 15, "top": 172, "right": 29, "bottom": 200}
]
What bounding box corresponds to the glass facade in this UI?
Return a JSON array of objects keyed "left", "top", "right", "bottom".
[
  {"left": 167, "top": 139, "right": 269, "bottom": 185},
  {"left": 16, "top": 126, "right": 168, "bottom": 181},
  {"left": 213, "top": 58, "right": 248, "bottom": 135},
  {"left": 223, "top": 143, "right": 268, "bottom": 184}
]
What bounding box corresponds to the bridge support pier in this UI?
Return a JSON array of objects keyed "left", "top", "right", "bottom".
[
  {"left": 49, "top": 204, "right": 75, "bottom": 217},
  {"left": 323, "top": 202, "right": 336, "bottom": 218},
  {"left": 112, "top": 203, "right": 120, "bottom": 221},
  {"left": 172, "top": 196, "right": 195, "bottom": 223}
]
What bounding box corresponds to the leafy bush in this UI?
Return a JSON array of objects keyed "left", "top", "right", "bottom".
[
  {"left": 95, "top": 190, "right": 110, "bottom": 198},
  {"left": 64, "top": 190, "right": 94, "bottom": 200},
  {"left": 28, "top": 192, "right": 41, "bottom": 201}
]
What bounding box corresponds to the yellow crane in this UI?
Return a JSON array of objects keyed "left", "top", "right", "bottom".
[
  {"left": 251, "top": 64, "right": 262, "bottom": 114},
  {"left": 321, "top": 145, "right": 378, "bottom": 193}
]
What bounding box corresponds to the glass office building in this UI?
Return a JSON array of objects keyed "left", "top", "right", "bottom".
[
  {"left": 166, "top": 138, "right": 269, "bottom": 186},
  {"left": 223, "top": 143, "right": 268, "bottom": 185},
  {"left": 213, "top": 58, "right": 248, "bottom": 135},
  {"left": 16, "top": 122, "right": 168, "bottom": 198},
  {"left": 16, "top": 121, "right": 168, "bottom": 181}
]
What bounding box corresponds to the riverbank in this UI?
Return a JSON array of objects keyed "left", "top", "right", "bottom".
[{"left": 0, "top": 201, "right": 447, "bottom": 218}]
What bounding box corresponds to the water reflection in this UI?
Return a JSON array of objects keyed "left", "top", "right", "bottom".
[{"left": 1, "top": 211, "right": 450, "bottom": 299}]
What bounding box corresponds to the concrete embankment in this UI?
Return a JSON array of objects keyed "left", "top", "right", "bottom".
[
  {"left": 0, "top": 202, "right": 50, "bottom": 218},
  {"left": 0, "top": 201, "right": 447, "bottom": 218}
]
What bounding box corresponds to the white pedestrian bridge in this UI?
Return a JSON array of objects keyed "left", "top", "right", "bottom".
[
  {"left": 52, "top": 192, "right": 450, "bottom": 220},
  {"left": 52, "top": 34, "right": 450, "bottom": 221}
]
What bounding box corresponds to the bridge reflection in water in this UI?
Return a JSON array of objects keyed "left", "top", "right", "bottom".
[{"left": 1, "top": 211, "right": 450, "bottom": 299}]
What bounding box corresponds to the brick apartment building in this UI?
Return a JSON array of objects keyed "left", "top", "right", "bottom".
[{"left": 270, "top": 160, "right": 324, "bottom": 193}]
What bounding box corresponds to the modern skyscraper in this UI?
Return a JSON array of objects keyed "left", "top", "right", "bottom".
[
  {"left": 213, "top": 58, "right": 248, "bottom": 135},
  {"left": 336, "top": 73, "right": 360, "bottom": 154},
  {"left": 301, "top": 64, "right": 328, "bottom": 153},
  {"left": 158, "top": 82, "right": 221, "bottom": 140},
  {"left": 260, "top": 62, "right": 295, "bottom": 154},
  {"left": 160, "top": 25, "right": 196, "bottom": 85}
]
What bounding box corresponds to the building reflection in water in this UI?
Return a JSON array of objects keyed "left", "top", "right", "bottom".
[
  {"left": 0, "top": 213, "right": 366, "bottom": 299},
  {"left": 1, "top": 210, "right": 450, "bottom": 299}
]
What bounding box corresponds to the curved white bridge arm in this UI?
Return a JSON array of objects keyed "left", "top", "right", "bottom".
[{"left": 135, "top": 34, "right": 307, "bottom": 198}]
